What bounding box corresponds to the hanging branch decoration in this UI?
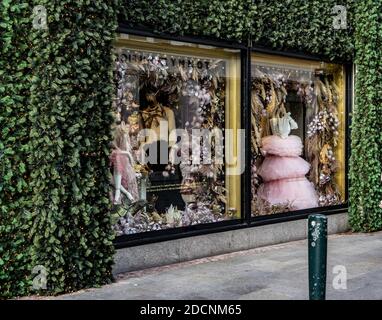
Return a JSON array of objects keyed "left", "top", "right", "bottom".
[
  {"left": 250, "top": 68, "right": 291, "bottom": 215},
  {"left": 112, "top": 51, "right": 230, "bottom": 235},
  {"left": 251, "top": 66, "right": 343, "bottom": 216},
  {"left": 251, "top": 68, "right": 289, "bottom": 152},
  {"left": 305, "top": 77, "right": 342, "bottom": 206}
]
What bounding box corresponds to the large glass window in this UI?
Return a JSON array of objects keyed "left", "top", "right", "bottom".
[
  {"left": 251, "top": 53, "right": 346, "bottom": 216},
  {"left": 112, "top": 34, "right": 242, "bottom": 235}
]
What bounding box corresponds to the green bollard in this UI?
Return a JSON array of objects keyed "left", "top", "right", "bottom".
[{"left": 308, "top": 214, "right": 328, "bottom": 300}]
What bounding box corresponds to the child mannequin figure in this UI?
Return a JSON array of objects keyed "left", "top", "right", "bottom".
[{"left": 110, "top": 125, "right": 139, "bottom": 204}]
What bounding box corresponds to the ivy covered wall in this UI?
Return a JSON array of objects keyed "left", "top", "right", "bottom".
[
  {"left": 27, "top": 1, "right": 119, "bottom": 294},
  {"left": 121, "top": 0, "right": 355, "bottom": 61},
  {"left": 349, "top": 0, "right": 382, "bottom": 231},
  {"left": 0, "top": 2, "right": 32, "bottom": 299},
  {"left": 0, "top": 0, "right": 380, "bottom": 299},
  {"left": 1, "top": 1, "right": 119, "bottom": 298}
]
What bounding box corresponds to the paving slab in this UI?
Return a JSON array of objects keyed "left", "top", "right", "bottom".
[{"left": 48, "top": 231, "right": 382, "bottom": 300}]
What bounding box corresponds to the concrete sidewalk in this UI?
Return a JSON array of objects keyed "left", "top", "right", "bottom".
[{"left": 57, "top": 231, "right": 382, "bottom": 300}]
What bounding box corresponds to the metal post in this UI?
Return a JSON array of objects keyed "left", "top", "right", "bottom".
[{"left": 308, "top": 214, "right": 328, "bottom": 300}]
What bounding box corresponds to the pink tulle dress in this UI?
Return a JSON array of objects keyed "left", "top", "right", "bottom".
[{"left": 257, "top": 135, "right": 318, "bottom": 210}]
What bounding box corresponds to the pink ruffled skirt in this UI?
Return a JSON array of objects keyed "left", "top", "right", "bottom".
[
  {"left": 261, "top": 135, "right": 303, "bottom": 157},
  {"left": 257, "top": 135, "right": 318, "bottom": 210},
  {"left": 257, "top": 156, "right": 310, "bottom": 181},
  {"left": 258, "top": 177, "right": 318, "bottom": 210}
]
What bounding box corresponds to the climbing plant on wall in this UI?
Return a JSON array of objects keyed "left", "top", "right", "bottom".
[
  {"left": 0, "top": 2, "right": 33, "bottom": 299},
  {"left": 1, "top": 0, "right": 380, "bottom": 299},
  {"left": 120, "top": 0, "right": 355, "bottom": 61},
  {"left": 349, "top": 0, "right": 382, "bottom": 231},
  {"left": 120, "top": 0, "right": 256, "bottom": 41},
  {"left": 251, "top": 0, "right": 355, "bottom": 61},
  {"left": 27, "top": 0, "right": 120, "bottom": 294},
  {"left": 1, "top": 1, "right": 120, "bottom": 298}
]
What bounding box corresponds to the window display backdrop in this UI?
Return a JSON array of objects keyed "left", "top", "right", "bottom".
[
  {"left": 112, "top": 34, "right": 242, "bottom": 235},
  {"left": 250, "top": 53, "right": 346, "bottom": 216}
]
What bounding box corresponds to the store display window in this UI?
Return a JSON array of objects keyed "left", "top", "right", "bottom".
[
  {"left": 250, "top": 53, "right": 346, "bottom": 216},
  {"left": 111, "top": 34, "right": 242, "bottom": 235}
]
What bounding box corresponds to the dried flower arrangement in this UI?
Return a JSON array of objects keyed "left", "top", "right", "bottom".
[
  {"left": 250, "top": 68, "right": 292, "bottom": 215},
  {"left": 303, "top": 77, "right": 342, "bottom": 206},
  {"left": 251, "top": 66, "right": 343, "bottom": 216},
  {"left": 251, "top": 68, "right": 288, "bottom": 154},
  {"left": 112, "top": 50, "right": 231, "bottom": 235}
]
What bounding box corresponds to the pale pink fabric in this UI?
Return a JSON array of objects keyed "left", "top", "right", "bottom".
[
  {"left": 257, "top": 156, "right": 310, "bottom": 182},
  {"left": 110, "top": 149, "right": 138, "bottom": 200},
  {"left": 257, "top": 135, "right": 318, "bottom": 210},
  {"left": 261, "top": 135, "right": 303, "bottom": 157},
  {"left": 258, "top": 178, "right": 318, "bottom": 210}
]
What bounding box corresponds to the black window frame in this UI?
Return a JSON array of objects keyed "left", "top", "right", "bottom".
[
  {"left": 113, "top": 24, "right": 352, "bottom": 249},
  {"left": 247, "top": 47, "right": 352, "bottom": 226}
]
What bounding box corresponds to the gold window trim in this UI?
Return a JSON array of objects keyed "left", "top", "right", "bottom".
[
  {"left": 251, "top": 53, "right": 346, "bottom": 200},
  {"left": 114, "top": 35, "right": 242, "bottom": 218}
]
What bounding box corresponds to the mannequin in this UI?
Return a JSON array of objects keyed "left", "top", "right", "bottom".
[
  {"left": 110, "top": 125, "right": 139, "bottom": 204},
  {"left": 257, "top": 113, "right": 318, "bottom": 210},
  {"left": 140, "top": 90, "right": 185, "bottom": 213},
  {"left": 269, "top": 112, "right": 298, "bottom": 139},
  {"left": 141, "top": 92, "right": 176, "bottom": 148}
]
